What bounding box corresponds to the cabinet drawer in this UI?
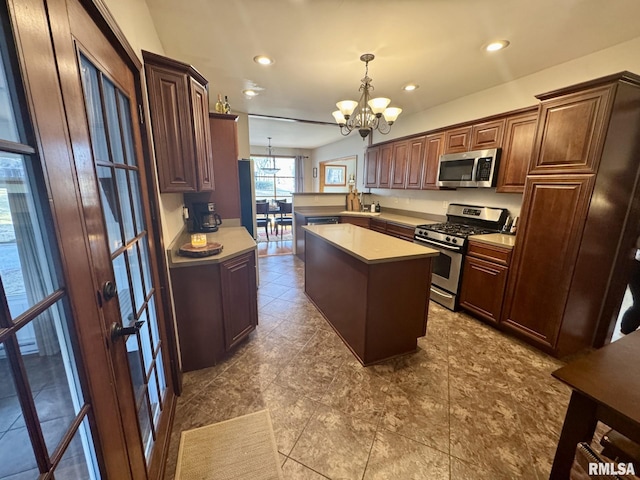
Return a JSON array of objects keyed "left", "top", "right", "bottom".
[
  {"left": 467, "top": 241, "right": 512, "bottom": 265},
  {"left": 370, "top": 218, "right": 387, "bottom": 233},
  {"left": 385, "top": 222, "right": 414, "bottom": 241},
  {"left": 340, "top": 216, "right": 371, "bottom": 228}
]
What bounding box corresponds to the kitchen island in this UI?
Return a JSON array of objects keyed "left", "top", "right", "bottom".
[{"left": 303, "top": 223, "right": 439, "bottom": 365}]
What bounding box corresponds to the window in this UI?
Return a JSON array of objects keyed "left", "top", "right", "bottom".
[{"left": 252, "top": 155, "right": 295, "bottom": 203}]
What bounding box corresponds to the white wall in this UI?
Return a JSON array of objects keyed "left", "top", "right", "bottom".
[
  {"left": 103, "top": 0, "right": 188, "bottom": 247},
  {"left": 312, "top": 36, "right": 640, "bottom": 219}
]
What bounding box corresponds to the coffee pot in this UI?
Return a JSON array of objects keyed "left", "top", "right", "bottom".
[{"left": 189, "top": 202, "right": 222, "bottom": 233}]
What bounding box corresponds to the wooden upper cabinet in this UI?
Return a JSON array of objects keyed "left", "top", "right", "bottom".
[
  {"left": 143, "top": 50, "right": 214, "bottom": 193},
  {"left": 529, "top": 84, "right": 615, "bottom": 175},
  {"left": 444, "top": 126, "right": 471, "bottom": 153},
  {"left": 391, "top": 140, "right": 409, "bottom": 189},
  {"left": 365, "top": 146, "right": 380, "bottom": 187},
  {"left": 191, "top": 79, "right": 214, "bottom": 191},
  {"left": 496, "top": 109, "right": 538, "bottom": 193},
  {"left": 501, "top": 174, "right": 596, "bottom": 350},
  {"left": 471, "top": 119, "right": 505, "bottom": 150},
  {"left": 405, "top": 136, "right": 426, "bottom": 189},
  {"left": 377, "top": 144, "right": 393, "bottom": 188},
  {"left": 208, "top": 113, "right": 239, "bottom": 219},
  {"left": 421, "top": 133, "right": 444, "bottom": 190}
]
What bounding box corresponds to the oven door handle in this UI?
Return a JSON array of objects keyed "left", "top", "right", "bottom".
[
  {"left": 415, "top": 238, "right": 463, "bottom": 252},
  {"left": 431, "top": 287, "right": 454, "bottom": 299}
]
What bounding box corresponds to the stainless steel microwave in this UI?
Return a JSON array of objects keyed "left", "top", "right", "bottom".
[{"left": 436, "top": 148, "right": 500, "bottom": 188}]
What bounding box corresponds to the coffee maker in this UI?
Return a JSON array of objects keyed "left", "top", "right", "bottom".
[{"left": 189, "top": 202, "right": 222, "bottom": 233}]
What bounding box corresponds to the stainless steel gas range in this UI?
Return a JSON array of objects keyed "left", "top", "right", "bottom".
[{"left": 414, "top": 204, "right": 509, "bottom": 310}]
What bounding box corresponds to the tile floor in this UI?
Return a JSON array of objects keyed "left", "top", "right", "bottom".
[{"left": 164, "top": 253, "right": 574, "bottom": 480}]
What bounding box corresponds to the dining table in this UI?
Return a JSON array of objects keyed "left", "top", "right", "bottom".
[{"left": 550, "top": 330, "right": 640, "bottom": 478}]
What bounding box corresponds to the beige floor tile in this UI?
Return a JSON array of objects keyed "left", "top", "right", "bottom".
[
  {"left": 380, "top": 388, "right": 450, "bottom": 453},
  {"left": 261, "top": 383, "right": 319, "bottom": 456},
  {"left": 281, "top": 457, "right": 330, "bottom": 479},
  {"left": 289, "top": 404, "right": 377, "bottom": 480},
  {"left": 363, "top": 429, "right": 450, "bottom": 480}
]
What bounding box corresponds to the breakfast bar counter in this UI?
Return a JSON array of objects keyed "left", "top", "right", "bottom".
[{"left": 303, "top": 223, "right": 439, "bottom": 365}]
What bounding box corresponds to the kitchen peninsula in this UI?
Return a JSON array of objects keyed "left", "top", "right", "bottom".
[
  {"left": 168, "top": 227, "right": 258, "bottom": 371},
  {"left": 303, "top": 223, "right": 439, "bottom": 365}
]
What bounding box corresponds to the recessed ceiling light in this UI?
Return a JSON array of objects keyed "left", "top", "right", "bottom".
[
  {"left": 253, "top": 55, "right": 274, "bottom": 65},
  {"left": 403, "top": 84, "right": 419, "bottom": 92},
  {"left": 243, "top": 89, "right": 259, "bottom": 97},
  {"left": 485, "top": 40, "right": 510, "bottom": 52}
]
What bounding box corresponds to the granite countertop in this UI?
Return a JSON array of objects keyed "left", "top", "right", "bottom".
[
  {"left": 303, "top": 223, "right": 439, "bottom": 264},
  {"left": 469, "top": 233, "right": 516, "bottom": 249},
  {"left": 168, "top": 227, "right": 256, "bottom": 268}
]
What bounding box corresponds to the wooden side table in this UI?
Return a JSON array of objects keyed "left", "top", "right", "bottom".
[{"left": 550, "top": 331, "right": 640, "bottom": 478}]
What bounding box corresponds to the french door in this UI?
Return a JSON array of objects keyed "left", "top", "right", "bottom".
[{"left": 3, "top": 0, "right": 175, "bottom": 478}]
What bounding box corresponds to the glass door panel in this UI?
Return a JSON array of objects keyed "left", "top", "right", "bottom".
[{"left": 78, "top": 53, "right": 168, "bottom": 465}]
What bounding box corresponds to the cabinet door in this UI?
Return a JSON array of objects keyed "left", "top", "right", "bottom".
[
  {"left": 145, "top": 66, "right": 197, "bottom": 192},
  {"left": 444, "top": 126, "right": 471, "bottom": 153},
  {"left": 190, "top": 78, "right": 215, "bottom": 191},
  {"left": 391, "top": 140, "right": 409, "bottom": 189},
  {"left": 421, "top": 133, "right": 444, "bottom": 189},
  {"left": 496, "top": 110, "right": 538, "bottom": 193},
  {"left": 502, "top": 174, "right": 595, "bottom": 350},
  {"left": 208, "top": 114, "right": 240, "bottom": 219},
  {"left": 365, "top": 146, "right": 380, "bottom": 187},
  {"left": 405, "top": 136, "right": 426, "bottom": 189},
  {"left": 471, "top": 119, "right": 505, "bottom": 150},
  {"left": 460, "top": 256, "right": 508, "bottom": 324},
  {"left": 377, "top": 144, "right": 394, "bottom": 188},
  {"left": 530, "top": 84, "right": 614, "bottom": 175},
  {"left": 220, "top": 251, "right": 258, "bottom": 350}
]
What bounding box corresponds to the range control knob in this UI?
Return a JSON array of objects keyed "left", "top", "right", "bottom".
[
  {"left": 445, "top": 236, "right": 451, "bottom": 242},
  {"left": 452, "top": 238, "right": 458, "bottom": 243}
]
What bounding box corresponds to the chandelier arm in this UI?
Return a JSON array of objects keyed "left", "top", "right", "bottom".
[{"left": 377, "top": 118, "right": 392, "bottom": 135}]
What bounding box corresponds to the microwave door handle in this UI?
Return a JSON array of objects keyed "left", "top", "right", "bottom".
[{"left": 471, "top": 157, "right": 479, "bottom": 182}]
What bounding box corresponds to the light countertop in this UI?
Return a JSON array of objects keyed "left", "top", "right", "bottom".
[
  {"left": 469, "top": 233, "right": 516, "bottom": 249},
  {"left": 303, "top": 223, "right": 439, "bottom": 264},
  {"left": 294, "top": 207, "right": 440, "bottom": 228},
  {"left": 168, "top": 227, "right": 256, "bottom": 268}
]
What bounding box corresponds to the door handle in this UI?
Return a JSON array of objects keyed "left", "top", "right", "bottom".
[
  {"left": 111, "top": 320, "right": 145, "bottom": 340},
  {"left": 102, "top": 281, "right": 117, "bottom": 301}
]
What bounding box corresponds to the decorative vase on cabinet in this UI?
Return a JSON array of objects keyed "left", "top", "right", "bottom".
[{"left": 143, "top": 50, "right": 214, "bottom": 193}]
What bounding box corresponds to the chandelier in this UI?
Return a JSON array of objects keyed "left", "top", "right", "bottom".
[
  {"left": 260, "top": 137, "right": 280, "bottom": 174},
  {"left": 332, "top": 53, "right": 402, "bottom": 139}
]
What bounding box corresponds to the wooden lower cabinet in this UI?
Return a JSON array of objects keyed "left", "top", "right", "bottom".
[
  {"left": 460, "top": 242, "right": 511, "bottom": 324},
  {"left": 295, "top": 212, "right": 307, "bottom": 261},
  {"left": 340, "top": 216, "right": 371, "bottom": 228},
  {"left": 170, "top": 251, "right": 258, "bottom": 371}
]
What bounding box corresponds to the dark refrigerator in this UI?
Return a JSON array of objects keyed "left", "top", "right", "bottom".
[{"left": 238, "top": 158, "right": 256, "bottom": 238}]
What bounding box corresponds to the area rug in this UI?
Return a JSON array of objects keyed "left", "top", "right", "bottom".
[
  {"left": 256, "top": 230, "right": 293, "bottom": 244},
  {"left": 174, "top": 410, "right": 283, "bottom": 480}
]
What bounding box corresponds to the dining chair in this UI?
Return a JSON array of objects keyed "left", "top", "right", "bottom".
[
  {"left": 255, "top": 201, "right": 271, "bottom": 240},
  {"left": 274, "top": 200, "right": 293, "bottom": 237}
]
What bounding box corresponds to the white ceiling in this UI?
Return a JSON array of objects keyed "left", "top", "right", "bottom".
[{"left": 144, "top": 0, "right": 640, "bottom": 149}]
